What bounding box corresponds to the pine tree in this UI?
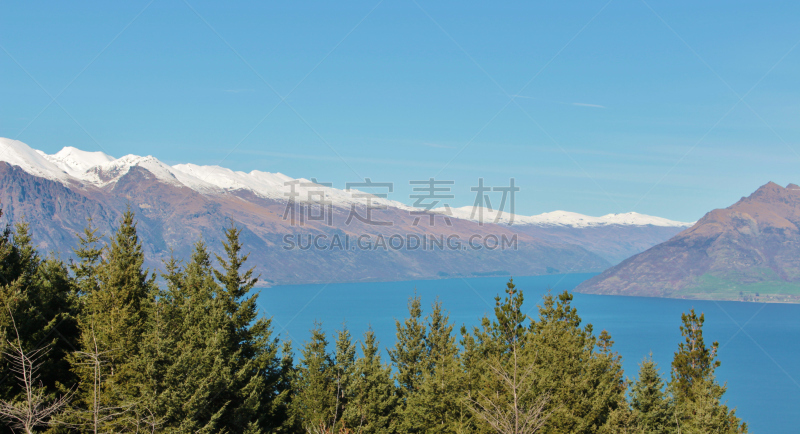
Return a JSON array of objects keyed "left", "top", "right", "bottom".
[
  {"left": 213, "top": 222, "right": 259, "bottom": 334},
  {"left": 274, "top": 340, "right": 300, "bottom": 434},
  {"left": 100, "top": 208, "right": 153, "bottom": 351},
  {"left": 70, "top": 219, "right": 103, "bottom": 297},
  {"left": 629, "top": 356, "right": 674, "bottom": 433},
  {"left": 212, "top": 222, "right": 284, "bottom": 433},
  {"left": 140, "top": 242, "right": 233, "bottom": 432},
  {"left": 344, "top": 329, "right": 398, "bottom": 434},
  {"left": 70, "top": 209, "right": 156, "bottom": 431},
  {"left": 528, "top": 290, "right": 625, "bottom": 434},
  {"left": 459, "top": 324, "right": 486, "bottom": 434},
  {"left": 388, "top": 294, "right": 429, "bottom": 433},
  {"left": 465, "top": 280, "right": 552, "bottom": 434},
  {"left": 0, "top": 216, "right": 14, "bottom": 288},
  {"left": 669, "top": 310, "right": 746, "bottom": 433},
  {"left": 388, "top": 293, "right": 427, "bottom": 395},
  {"left": 492, "top": 278, "right": 527, "bottom": 350},
  {"left": 596, "top": 405, "right": 638, "bottom": 434},
  {"left": 670, "top": 310, "right": 719, "bottom": 402},
  {"left": 332, "top": 326, "right": 356, "bottom": 431},
  {"left": 677, "top": 376, "right": 745, "bottom": 433},
  {"left": 292, "top": 323, "right": 337, "bottom": 433},
  {"left": 406, "top": 300, "right": 464, "bottom": 434},
  {"left": 0, "top": 221, "right": 79, "bottom": 420}
]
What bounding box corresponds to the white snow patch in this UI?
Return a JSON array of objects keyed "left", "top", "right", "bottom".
[
  {"left": 0, "top": 138, "right": 692, "bottom": 226},
  {"left": 0, "top": 138, "right": 71, "bottom": 182},
  {"left": 435, "top": 206, "right": 692, "bottom": 228},
  {"left": 171, "top": 163, "right": 412, "bottom": 209},
  {"left": 43, "top": 146, "right": 116, "bottom": 177}
]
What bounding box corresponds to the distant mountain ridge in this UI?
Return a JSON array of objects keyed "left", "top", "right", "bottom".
[
  {"left": 0, "top": 138, "right": 691, "bottom": 284},
  {"left": 437, "top": 206, "right": 689, "bottom": 228},
  {"left": 2, "top": 138, "right": 691, "bottom": 229},
  {"left": 577, "top": 182, "right": 800, "bottom": 302}
]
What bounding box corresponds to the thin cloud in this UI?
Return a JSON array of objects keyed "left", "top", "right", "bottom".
[
  {"left": 572, "top": 102, "right": 606, "bottom": 109},
  {"left": 421, "top": 142, "right": 457, "bottom": 149},
  {"left": 512, "top": 94, "right": 606, "bottom": 109}
]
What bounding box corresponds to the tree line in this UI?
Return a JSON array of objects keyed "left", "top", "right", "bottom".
[{"left": 0, "top": 209, "right": 748, "bottom": 433}]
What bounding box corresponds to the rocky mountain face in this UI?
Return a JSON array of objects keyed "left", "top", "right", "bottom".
[
  {"left": 577, "top": 182, "right": 800, "bottom": 302},
  {"left": 0, "top": 138, "right": 690, "bottom": 286}
]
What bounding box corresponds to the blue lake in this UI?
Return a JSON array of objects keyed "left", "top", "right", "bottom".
[{"left": 259, "top": 273, "right": 800, "bottom": 433}]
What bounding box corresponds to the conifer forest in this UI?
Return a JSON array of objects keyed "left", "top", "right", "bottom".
[{"left": 0, "top": 211, "right": 747, "bottom": 433}]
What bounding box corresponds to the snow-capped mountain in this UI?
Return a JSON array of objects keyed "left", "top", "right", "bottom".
[
  {"left": 4, "top": 138, "right": 409, "bottom": 211},
  {"left": 438, "top": 206, "right": 690, "bottom": 228},
  {"left": 39, "top": 146, "right": 115, "bottom": 178},
  {"left": 0, "top": 138, "right": 689, "bottom": 228},
  {"left": 171, "top": 163, "right": 412, "bottom": 210},
  {"left": 0, "top": 138, "right": 73, "bottom": 182},
  {"left": 0, "top": 137, "right": 693, "bottom": 283}
]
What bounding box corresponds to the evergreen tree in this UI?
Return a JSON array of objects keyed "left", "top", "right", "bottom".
[
  {"left": 344, "top": 329, "right": 398, "bottom": 434},
  {"left": 528, "top": 291, "right": 625, "bottom": 434},
  {"left": 291, "top": 323, "right": 337, "bottom": 432},
  {"left": 629, "top": 356, "right": 674, "bottom": 433},
  {"left": 670, "top": 310, "right": 719, "bottom": 402},
  {"left": 405, "top": 300, "right": 464, "bottom": 434},
  {"left": 135, "top": 228, "right": 287, "bottom": 434},
  {"left": 213, "top": 222, "right": 259, "bottom": 335},
  {"left": 388, "top": 294, "right": 429, "bottom": 433},
  {"left": 70, "top": 219, "right": 103, "bottom": 297},
  {"left": 332, "top": 326, "right": 356, "bottom": 431},
  {"left": 0, "top": 216, "right": 14, "bottom": 288},
  {"left": 677, "top": 376, "right": 745, "bottom": 434},
  {"left": 458, "top": 323, "right": 486, "bottom": 433},
  {"left": 274, "top": 340, "right": 300, "bottom": 434},
  {"left": 0, "top": 221, "right": 79, "bottom": 425},
  {"left": 596, "top": 405, "right": 638, "bottom": 434},
  {"left": 70, "top": 209, "right": 156, "bottom": 431},
  {"left": 465, "top": 279, "right": 552, "bottom": 434},
  {"left": 212, "top": 222, "right": 284, "bottom": 433},
  {"left": 669, "top": 310, "right": 746, "bottom": 433},
  {"left": 0, "top": 203, "right": 763, "bottom": 434},
  {"left": 99, "top": 208, "right": 154, "bottom": 356},
  {"left": 388, "top": 293, "right": 427, "bottom": 395},
  {"left": 142, "top": 242, "right": 234, "bottom": 433},
  {"left": 492, "top": 278, "right": 527, "bottom": 350}
]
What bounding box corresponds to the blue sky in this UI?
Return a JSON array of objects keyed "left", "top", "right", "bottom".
[{"left": 2, "top": 0, "right": 799, "bottom": 222}]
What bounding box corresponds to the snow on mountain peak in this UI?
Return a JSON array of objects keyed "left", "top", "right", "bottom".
[
  {"left": 80, "top": 154, "right": 219, "bottom": 190},
  {"left": 0, "top": 138, "right": 71, "bottom": 182},
  {"left": 595, "top": 212, "right": 689, "bottom": 227},
  {"left": 171, "top": 163, "right": 412, "bottom": 209},
  {"left": 0, "top": 138, "right": 690, "bottom": 227},
  {"left": 436, "top": 206, "right": 691, "bottom": 228},
  {"left": 44, "top": 146, "right": 116, "bottom": 177},
  {"left": 172, "top": 163, "right": 277, "bottom": 193}
]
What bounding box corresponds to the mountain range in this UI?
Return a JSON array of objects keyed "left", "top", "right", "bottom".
[
  {"left": 0, "top": 137, "right": 691, "bottom": 286},
  {"left": 577, "top": 182, "right": 800, "bottom": 302}
]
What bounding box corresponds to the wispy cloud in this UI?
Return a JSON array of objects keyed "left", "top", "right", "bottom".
[
  {"left": 572, "top": 102, "right": 606, "bottom": 109},
  {"left": 421, "top": 142, "right": 457, "bottom": 149},
  {"left": 511, "top": 94, "right": 606, "bottom": 109}
]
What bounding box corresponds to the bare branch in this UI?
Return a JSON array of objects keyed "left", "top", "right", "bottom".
[
  {"left": 0, "top": 307, "right": 74, "bottom": 433},
  {"left": 466, "top": 343, "right": 553, "bottom": 434}
]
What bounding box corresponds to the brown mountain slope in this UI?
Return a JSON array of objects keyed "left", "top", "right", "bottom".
[
  {"left": 0, "top": 162, "right": 611, "bottom": 286},
  {"left": 509, "top": 224, "right": 685, "bottom": 265},
  {"left": 576, "top": 182, "right": 800, "bottom": 302}
]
